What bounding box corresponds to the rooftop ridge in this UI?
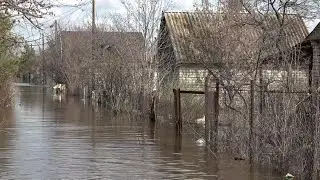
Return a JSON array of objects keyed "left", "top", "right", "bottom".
[{"left": 163, "top": 11, "right": 302, "bottom": 16}]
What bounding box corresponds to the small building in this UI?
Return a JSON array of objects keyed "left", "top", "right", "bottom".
[
  {"left": 156, "top": 11, "right": 309, "bottom": 91},
  {"left": 52, "top": 31, "right": 145, "bottom": 96},
  {"left": 299, "top": 22, "right": 320, "bottom": 91}
]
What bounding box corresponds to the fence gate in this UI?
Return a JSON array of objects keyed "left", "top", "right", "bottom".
[{"left": 173, "top": 75, "right": 219, "bottom": 153}]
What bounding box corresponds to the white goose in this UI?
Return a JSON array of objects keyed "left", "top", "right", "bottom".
[
  {"left": 196, "top": 138, "right": 205, "bottom": 146},
  {"left": 285, "top": 173, "right": 294, "bottom": 180},
  {"left": 195, "top": 116, "right": 205, "bottom": 125}
]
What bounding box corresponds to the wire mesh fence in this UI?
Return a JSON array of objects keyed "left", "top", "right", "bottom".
[{"left": 156, "top": 69, "right": 320, "bottom": 179}]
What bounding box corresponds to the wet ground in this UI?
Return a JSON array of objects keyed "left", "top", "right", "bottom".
[{"left": 0, "top": 84, "right": 282, "bottom": 179}]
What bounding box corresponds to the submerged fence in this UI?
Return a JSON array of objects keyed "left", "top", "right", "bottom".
[{"left": 169, "top": 73, "right": 320, "bottom": 179}]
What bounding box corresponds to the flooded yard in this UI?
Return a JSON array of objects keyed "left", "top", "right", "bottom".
[{"left": 0, "top": 84, "right": 282, "bottom": 179}]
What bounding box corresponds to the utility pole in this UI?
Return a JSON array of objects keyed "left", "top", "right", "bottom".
[
  {"left": 202, "top": 0, "right": 209, "bottom": 11},
  {"left": 54, "top": 20, "right": 58, "bottom": 41},
  {"left": 41, "top": 33, "right": 45, "bottom": 121},
  {"left": 92, "top": 0, "right": 96, "bottom": 63},
  {"left": 29, "top": 44, "right": 33, "bottom": 83},
  {"left": 89, "top": 0, "right": 96, "bottom": 98},
  {"left": 53, "top": 20, "right": 58, "bottom": 83},
  {"left": 42, "top": 32, "right": 46, "bottom": 85},
  {"left": 92, "top": 0, "right": 96, "bottom": 39}
]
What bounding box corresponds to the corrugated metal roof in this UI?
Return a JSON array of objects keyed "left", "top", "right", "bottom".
[
  {"left": 161, "top": 11, "right": 309, "bottom": 64},
  {"left": 304, "top": 22, "right": 320, "bottom": 41}
]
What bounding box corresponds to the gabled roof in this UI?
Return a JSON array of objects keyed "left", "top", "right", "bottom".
[
  {"left": 160, "top": 11, "right": 308, "bottom": 65},
  {"left": 304, "top": 22, "right": 320, "bottom": 42},
  {"left": 61, "top": 31, "right": 144, "bottom": 62},
  {"left": 61, "top": 31, "right": 144, "bottom": 46}
]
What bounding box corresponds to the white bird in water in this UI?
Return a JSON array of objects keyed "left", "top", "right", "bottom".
[
  {"left": 285, "top": 173, "right": 294, "bottom": 180},
  {"left": 196, "top": 116, "right": 205, "bottom": 125},
  {"left": 196, "top": 138, "right": 205, "bottom": 146}
]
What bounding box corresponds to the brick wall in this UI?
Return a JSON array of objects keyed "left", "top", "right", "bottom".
[
  {"left": 177, "top": 67, "right": 308, "bottom": 91},
  {"left": 178, "top": 67, "right": 208, "bottom": 91}
]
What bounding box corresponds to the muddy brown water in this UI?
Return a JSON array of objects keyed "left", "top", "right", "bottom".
[{"left": 0, "top": 84, "right": 283, "bottom": 179}]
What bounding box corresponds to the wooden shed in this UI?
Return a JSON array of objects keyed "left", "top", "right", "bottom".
[{"left": 156, "top": 11, "right": 309, "bottom": 91}]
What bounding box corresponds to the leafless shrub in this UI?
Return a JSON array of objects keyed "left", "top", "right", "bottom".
[{"left": 155, "top": 0, "right": 319, "bottom": 178}]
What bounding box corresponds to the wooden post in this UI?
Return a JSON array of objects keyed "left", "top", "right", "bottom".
[
  {"left": 138, "top": 90, "right": 144, "bottom": 112},
  {"left": 177, "top": 88, "right": 182, "bottom": 134},
  {"left": 259, "top": 67, "right": 263, "bottom": 114},
  {"left": 174, "top": 89, "right": 182, "bottom": 151},
  {"left": 173, "top": 89, "right": 182, "bottom": 135},
  {"left": 211, "top": 81, "right": 219, "bottom": 153},
  {"left": 205, "top": 76, "right": 210, "bottom": 144},
  {"left": 215, "top": 82, "right": 219, "bottom": 117},
  {"left": 174, "top": 132, "right": 182, "bottom": 153},
  {"left": 205, "top": 75, "right": 219, "bottom": 154},
  {"left": 149, "top": 120, "right": 156, "bottom": 140},
  {"left": 249, "top": 80, "right": 254, "bottom": 164},
  {"left": 174, "top": 88, "right": 177, "bottom": 124},
  {"left": 174, "top": 89, "right": 177, "bottom": 134},
  {"left": 174, "top": 90, "right": 182, "bottom": 151},
  {"left": 149, "top": 95, "right": 156, "bottom": 122}
]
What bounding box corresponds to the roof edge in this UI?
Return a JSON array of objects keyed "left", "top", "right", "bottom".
[
  {"left": 162, "top": 11, "right": 303, "bottom": 16},
  {"left": 304, "top": 22, "right": 320, "bottom": 42}
]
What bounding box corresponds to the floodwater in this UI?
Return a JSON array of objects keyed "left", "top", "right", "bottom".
[{"left": 0, "top": 84, "right": 282, "bottom": 179}]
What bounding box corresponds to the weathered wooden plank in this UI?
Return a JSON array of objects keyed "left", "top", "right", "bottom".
[
  {"left": 180, "top": 90, "right": 204, "bottom": 94},
  {"left": 177, "top": 88, "right": 182, "bottom": 134},
  {"left": 249, "top": 80, "right": 254, "bottom": 164},
  {"left": 173, "top": 89, "right": 182, "bottom": 135}
]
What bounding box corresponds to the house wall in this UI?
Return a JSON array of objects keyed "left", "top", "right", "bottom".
[
  {"left": 157, "top": 20, "right": 178, "bottom": 92},
  {"left": 178, "top": 66, "right": 208, "bottom": 91},
  {"left": 176, "top": 66, "right": 308, "bottom": 91},
  {"left": 311, "top": 41, "right": 320, "bottom": 92},
  {"left": 263, "top": 69, "right": 308, "bottom": 91}
]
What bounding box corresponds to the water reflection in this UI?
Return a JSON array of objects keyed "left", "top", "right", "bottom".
[{"left": 0, "top": 84, "right": 282, "bottom": 179}]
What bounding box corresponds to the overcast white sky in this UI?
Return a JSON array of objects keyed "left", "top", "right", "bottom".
[
  {"left": 14, "top": 0, "right": 195, "bottom": 48},
  {"left": 14, "top": 0, "right": 319, "bottom": 48}
]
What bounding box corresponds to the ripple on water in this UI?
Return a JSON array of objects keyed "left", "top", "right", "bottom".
[{"left": 0, "top": 85, "right": 282, "bottom": 180}]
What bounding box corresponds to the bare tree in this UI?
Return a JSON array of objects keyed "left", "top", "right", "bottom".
[
  {"left": 154, "top": 0, "right": 319, "bottom": 178},
  {"left": 190, "top": 0, "right": 319, "bottom": 178},
  {"left": 111, "top": 1, "right": 172, "bottom": 87},
  {"left": 1, "top": 0, "right": 52, "bottom": 25}
]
